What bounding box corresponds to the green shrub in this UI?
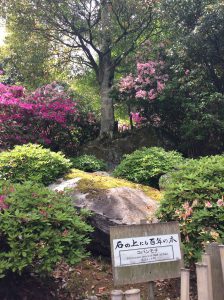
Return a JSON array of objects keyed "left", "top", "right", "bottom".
[
  {"left": 0, "top": 144, "right": 72, "bottom": 185},
  {"left": 113, "top": 147, "right": 183, "bottom": 188},
  {"left": 0, "top": 181, "right": 92, "bottom": 278},
  {"left": 70, "top": 154, "right": 106, "bottom": 172},
  {"left": 157, "top": 155, "right": 224, "bottom": 264}
]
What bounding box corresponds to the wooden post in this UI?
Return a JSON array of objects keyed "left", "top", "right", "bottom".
[
  {"left": 148, "top": 282, "right": 155, "bottom": 300},
  {"left": 196, "top": 263, "right": 209, "bottom": 300},
  {"left": 124, "top": 289, "right": 140, "bottom": 300},
  {"left": 205, "top": 243, "right": 224, "bottom": 300},
  {"left": 180, "top": 268, "right": 190, "bottom": 300},
  {"left": 111, "top": 290, "right": 123, "bottom": 300},
  {"left": 140, "top": 220, "right": 155, "bottom": 300},
  {"left": 219, "top": 245, "right": 224, "bottom": 284},
  {"left": 202, "top": 253, "right": 213, "bottom": 300}
]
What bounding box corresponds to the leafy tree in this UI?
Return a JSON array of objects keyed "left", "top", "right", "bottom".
[
  {"left": 0, "top": 15, "right": 70, "bottom": 88},
  {"left": 0, "top": 0, "right": 159, "bottom": 136},
  {"left": 161, "top": 0, "right": 224, "bottom": 93},
  {"left": 123, "top": 0, "right": 224, "bottom": 157}
]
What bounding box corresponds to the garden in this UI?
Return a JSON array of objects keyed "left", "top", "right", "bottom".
[{"left": 0, "top": 0, "right": 224, "bottom": 299}]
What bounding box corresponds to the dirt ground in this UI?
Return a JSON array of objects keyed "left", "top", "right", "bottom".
[{"left": 0, "top": 256, "right": 197, "bottom": 300}]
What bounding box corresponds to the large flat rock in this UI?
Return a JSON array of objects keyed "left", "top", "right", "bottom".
[{"left": 49, "top": 171, "right": 160, "bottom": 255}]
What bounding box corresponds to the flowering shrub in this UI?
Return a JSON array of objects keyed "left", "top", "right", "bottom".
[
  {"left": 113, "top": 60, "right": 168, "bottom": 129},
  {"left": 119, "top": 61, "right": 168, "bottom": 101},
  {"left": 0, "top": 82, "right": 98, "bottom": 154},
  {"left": 70, "top": 154, "right": 106, "bottom": 172},
  {"left": 113, "top": 147, "right": 183, "bottom": 188},
  {"left": 0, "top": 181, "right": 92, "bottom": 278},
  {"left": 157, "top": 155, "right": 224, "bottom": 264},
  {"left": 0, "top": 144, "right": 72, "bottom": 185}
]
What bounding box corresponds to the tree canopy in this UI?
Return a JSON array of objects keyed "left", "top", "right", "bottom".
[{"left": 0, "top": 0, "right": 159, "bottom": 136}]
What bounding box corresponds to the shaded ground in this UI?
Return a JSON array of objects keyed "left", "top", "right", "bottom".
[{"left": 0, "top": 257, "right": 197, "bottom": 300}]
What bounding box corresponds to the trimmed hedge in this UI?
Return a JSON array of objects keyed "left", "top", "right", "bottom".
[
  {"left": 0, "top": 181, "right": 92, "bottom": 277},
  {"left": 113, "top": 147, "right": 183, "bottom": 188},
  {"left": 0, "top": 144, "right": 72, "bottom": 185},
  {"left": 70, "top": 154, "right": 106, "bottom": 172}
]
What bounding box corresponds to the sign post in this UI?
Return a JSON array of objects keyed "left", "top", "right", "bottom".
[{"left": 110, "top": 222, "right": 182, "bottom": 298}]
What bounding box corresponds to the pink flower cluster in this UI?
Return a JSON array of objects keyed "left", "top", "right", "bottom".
[
  {"left": 119, "top": 60, "right": 168, "bottom": 101},
  {"left": 204, "top": 197, "right": 224, "bottom": 208},
  {"left": 217, "top": 198, "right": 224, "bottom": 207},
  {"left": 0, "top": 195, "right": 8, "bottom": 211},
  {"left": 175, "top": 202, "right": 193, "bottom": 220},
  {"left": 0, "top": 82, "right": 80, "bottom": 150},
  {"left": 131, "top": 112, "right": 145, "bottom": 124}
]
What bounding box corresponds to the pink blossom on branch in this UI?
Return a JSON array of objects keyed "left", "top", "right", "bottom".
[
  {"left": 119, "top": 60, "right": 168, "bottom": 102},
  {"left": 130, "top": 112, "right": 145, "bottom": 124},
  {"left": 136, "top": 90, "right": 147, "bottom": 98},
  {"left": 217, "top": 198, "right": 224, "bottom": 207},
  {"left": 0, "top": 195, "right": 8, "bottom": 210},
  {"left": 119, "top": 74, "right": 135, "bottom": 92},
  {"left": 148, "top": 89, "right": 157, "bottom": 100},
  {"left": 205, "top": 201, "right": 212, "bottom": 208},
  {"left": 157, "top": 81, "right": 165, "bottom": 92}
]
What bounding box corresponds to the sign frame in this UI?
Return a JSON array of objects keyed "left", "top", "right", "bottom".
[{"left": 110, "top": 222, "right": 183, "bottom": 285}]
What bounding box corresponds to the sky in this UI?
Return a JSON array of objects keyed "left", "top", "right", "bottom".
[{"left": 0, "top": 21, "right": 6, "bottom": 45}]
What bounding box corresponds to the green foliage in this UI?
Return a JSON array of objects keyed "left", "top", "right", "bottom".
[
  {"left": 113, "top": 147, "right": 183, "bottom": 188},
  {"left": 0, "top": 181, "right": 92, "bottom": 277},
  {"left": 152, "top": 0, "right": 224, "bottom": 156},
  {"left": 0, "top": 144, "right": 72, "bottom": 185},
  {"left": 157, "top": 155, "right": 224, "bottom": 264},
  {"left": 70, "top": 155, "right": 106, "bottom": 172},
  {"left": 0, "top": 13, "right": 70, "bottom": 88},
  {"left": 70, "top": 72, "right": 100, "bottom": 116}
]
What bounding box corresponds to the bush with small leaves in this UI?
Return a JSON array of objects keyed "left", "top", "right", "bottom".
[
  {"left": 0, "top": 144, "right": 72, "bottom": 185},
  {"left": 0, "top": 181, "right": 92, "bottom": 278},
  {"left": 70, "top": 155, "right": 106, "bottom": 172},
  {"left": 113, "top": 147, "right": 183, "bottom": 188},
  {"left": 157, "top": 155, "right": 224, "bottom": 264}
]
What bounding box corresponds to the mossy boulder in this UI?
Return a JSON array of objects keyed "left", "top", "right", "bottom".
[
  {"left": 66, "top": 169, "right": 162, "bottom": 201},
  {"left": 49, "top": 169, "right": 162, "bottom": 255}
]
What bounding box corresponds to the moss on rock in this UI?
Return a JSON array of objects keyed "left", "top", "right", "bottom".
[{"left": 66, "top": 169, "right": 162, "bottom": 201}]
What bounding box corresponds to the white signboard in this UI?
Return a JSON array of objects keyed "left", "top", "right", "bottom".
[{"left": 113, "top": 234, "right": 181, "bottom": 267}]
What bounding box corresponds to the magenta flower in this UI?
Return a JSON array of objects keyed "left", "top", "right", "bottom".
[
  {"left": 131, "top": 112, "right": 144, "bottom": 124},
  {"left": 148, "top": 89, "right": 157, "bottom": 100},
  {"left": 0, "top": 195, "right": 9, "bottom": 210},
  {"left": 157, "top": 81, "right": 165, "bottom": 92},
  {"left": 217, "top": 199, "right": 224, "bottom": 207},
  {"left": 205, "top": 201, "right": 212, "bottom": 208}
]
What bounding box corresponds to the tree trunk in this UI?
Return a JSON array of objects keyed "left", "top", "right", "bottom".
[
  {"left": 99, "top": 0, "right": 115, "bottom": 137},
  {"left": 99, "top": 62, "right": 114, "bottom": 137},
  {"left": 128, "top": 102, "right": 134, "bottom": 130}
]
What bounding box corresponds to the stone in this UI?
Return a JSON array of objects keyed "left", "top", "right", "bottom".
[
  {"left": 49, "top": 171, "right": 160, "bottom": 255},
  {"left": 48, "top": 178, "right": 81, "bottom": 191}
]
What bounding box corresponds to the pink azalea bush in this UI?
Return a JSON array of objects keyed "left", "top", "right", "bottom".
[
  {"left": 119, "top": 60, "right": 168, "bottom": 102},
  {"left": 116, "top": 60, "right": 168, "bottom": 128},
  {"left": 0, "top": 82, "right": 97, "bottom": 154}
]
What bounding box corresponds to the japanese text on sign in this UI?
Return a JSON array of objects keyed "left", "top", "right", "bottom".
[{"left": 113, "top": 234, "right": 181, "bottom": 267}]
